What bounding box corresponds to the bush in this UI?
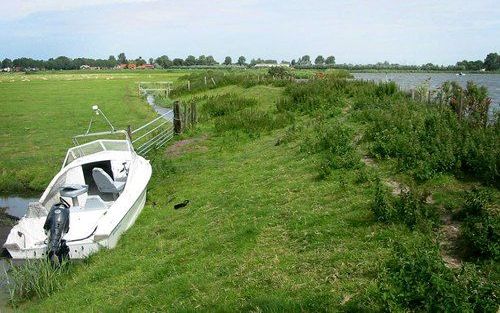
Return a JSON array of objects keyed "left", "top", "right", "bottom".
[
  {"left": 201, "top": 93, "right": 257, "bottom": 118},
  {"left": 378, "top": 241, "right": 498, "bottom": 312},
  {"left": 460, "top": 188, "right": 499, "bottom": 259},
  {"left": 282, "top": 79, "right": 350, "bottom": 113},
  {"left": 214, "top": 108, "right": 292, "bottom": 137},
  {"left": 375, "top": 81, "right": 398, "bottom": 98},
  {"left": 394, "top": 189, "right": 438, "bottom": 230},
  {"left": 371, "top": 182, "right": 437, "bottom": 230},
  {"left": 371, "top": 179, "right": 394, "bottom": 222},
  {"left": 302, "top": 122, "right": 360, "bottom": 177}
]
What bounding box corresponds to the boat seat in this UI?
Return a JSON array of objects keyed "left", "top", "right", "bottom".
[
  {"left": 84, "top": 195, "right": 109, "bottom": 211},
  {"left": 92, "top": 168, "right": 125, "bottom": 199}
]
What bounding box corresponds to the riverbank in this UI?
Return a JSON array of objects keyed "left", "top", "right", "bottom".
[
  {"left": 0, "top": 70, "right": 497, "bottom": 311},
  {"left": 13, "top": 73, "right": 498, "bottom": 311}
]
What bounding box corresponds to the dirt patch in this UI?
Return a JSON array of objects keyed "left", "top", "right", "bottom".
[
  {"left": 165, "top": 135, "right": 208, "bottom": 158},
  {"left": 384, "top": 179, "right": 408, "bottom": 196},
  {"left": 439, "top": 214, "right": 463, "bottom": 268},
  {"left": 362, "top": 155, "right": 375, "bottom": 166}
]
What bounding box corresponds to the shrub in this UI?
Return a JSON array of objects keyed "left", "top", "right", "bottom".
[
  {"left": 378, "top": 241, "right": 498, "bottom": 312},
  {"left": 460, "top": 188, "right": 499, "bottom": 259},
  {"left": 282, "top": 79, "right": 350, "bottom": 113},
  {"left": 201, "top": 94, "right": 257, "bottom": 118},
  {"left": 396, "top": 189, "right": 438, "bottom": 230},
  {"left": 371, "top": 183, "right": 437, "bottom": 230},
  {"left": 375, "top": 81, "right": 398, "bottom": 98},
  {"left": 214, "top": 108, "right": 292, "bottom": 136},
  {"left": 371, "top": 179, "right": 394, "bottom": 222},
  {"left": 303, "top": 122, "right": 360, "bottom": 178}
]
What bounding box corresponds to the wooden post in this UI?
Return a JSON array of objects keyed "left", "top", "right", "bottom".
[
  {"left": 428, "top": 90, "right": 431, "bottom": 103},
  {"left": 204, "top": 76, "right": 207, "bottom": 85},
  {"left": 127, "top": 125, "right": 133, "bottom": 141},
  {"left": 187, "top": 80, "right": 191, "bottom": 90},
  {"left": 182, "top": 102, "right": 187, "bottom": 130},
  {"left": 173, "top": 101, "right": 181, "bottom": 134},
  {"left": 211, "top": 77, "right": 216, "bottom": 86},
  {"left": 190, "top": 102, "right": 196, "bottom": 127}
]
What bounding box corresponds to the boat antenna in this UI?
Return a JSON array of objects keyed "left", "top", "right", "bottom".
[{"left": 91, "top": 105, "right": 116, "bottom": 132}]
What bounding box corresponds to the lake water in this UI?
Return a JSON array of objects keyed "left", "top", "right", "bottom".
[{"left": 352, "top": 72, "right": 500, "bottom": 110}]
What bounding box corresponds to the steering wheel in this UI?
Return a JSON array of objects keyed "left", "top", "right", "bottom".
[{"left": 59, "top": 197, "right": 71, "bottom": 208}]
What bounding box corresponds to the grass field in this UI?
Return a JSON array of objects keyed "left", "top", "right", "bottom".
[
  {"left": 0, "top": 71, "right": 184, "bottom": 193},
  {"left": 0, "top": 70, "right": 498, "bottom": 312}
]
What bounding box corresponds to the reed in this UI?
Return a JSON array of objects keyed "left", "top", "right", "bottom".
[{"left": 7, "top": 259, "right": 71, "bottom": 305}]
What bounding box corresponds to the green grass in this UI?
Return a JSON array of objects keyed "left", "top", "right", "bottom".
[
  {"left": 0, "top": 72, "right": 182, "bottom": 192},
  {"left": 1, "top": 71, "right": 497, "bottom": 311}
]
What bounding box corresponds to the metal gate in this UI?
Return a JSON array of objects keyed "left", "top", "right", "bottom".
[{"left": 131, "top": 110, "right": 174, "bottom": 155}]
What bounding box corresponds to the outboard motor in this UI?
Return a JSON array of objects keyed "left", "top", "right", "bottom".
[{"left": 43, "top": 197, "right": 70, "bottom": 264}]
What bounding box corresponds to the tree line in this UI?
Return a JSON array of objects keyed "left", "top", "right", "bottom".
[{"left": 1, "top": 52, "right": 498, "bottom": 71}]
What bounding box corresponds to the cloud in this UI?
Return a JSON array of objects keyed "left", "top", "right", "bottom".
[{"left": 2, "top": 0, "right": 157, "bottom": 20}]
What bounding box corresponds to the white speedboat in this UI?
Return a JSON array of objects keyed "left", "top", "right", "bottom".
[{"left": 3, "top": 107, "right": 153, "bottom": 260}]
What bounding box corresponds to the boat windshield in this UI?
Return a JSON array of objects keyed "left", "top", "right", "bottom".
[{"left": 63, "top": 140, "right": 133, "bottom": 168}]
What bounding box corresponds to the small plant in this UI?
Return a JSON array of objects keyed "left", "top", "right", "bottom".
[
  {"left": 7, "top": 259, "right": 71, "bottom": 305},
  {"left": 394, "top": 189, "right": 437, "bottom": 230},
  {"left": 214, "top": 108, "right": 292, "bottom": 137},
  {"left": 378, "top": 241, "right": 498, "bottom": 312},
  {"left": 371, "top": 179, "right": 394, "bottom": 222},
  {"left": 375, "top": 81, "right": 398, "bottom": 98},
  {"left": 267, "top": 66, "right": 291, "bottom": 79},
  {"left": 460, "top": 188, "right": 499, "bottom": 259},
  {"left": 202, "top": 93, "right": 257, "bottom": 118}
]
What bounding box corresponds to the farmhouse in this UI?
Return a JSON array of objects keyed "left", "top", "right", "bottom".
[{"left": 254, "top": 63, "right": 290, "bottom": 68}]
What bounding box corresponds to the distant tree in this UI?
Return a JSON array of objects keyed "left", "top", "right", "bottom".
[
  {"left": 325, "top": 56, "right": 335, "bottom": 65},
  {"left": 117, "top": 52, "right": 127, "bottom": 64},
  {"left": 148, "top": 58, "right": 154, "bottom": 65},
  {"left": 185, "top": 55, "right": 196, "bottom": 66},
  {"left": 1, "top": 58, "right": 13, "bottom": 68},
  {"left": 484, "top": 52, "right": 500, "bottom": 71},
  {"left": 206, "top": 55, "right": 218, "bottom": 65},
  {"left": 456, "top": 60, "right": 484, "bottom": 71},
  {"left": 172, "top": 58, "right": 184, "bottom": 66},
  {"left": 315, "top": 55, "right": 325, "bottom": 65},
  {"left": 197, "top": 55, "right": 207, "bottom": 65},
  {"left": 299, "top": 55, "right": 311, "bottom": 66},
  {"left": 135, "top": 57, "right": 146, "bottom": 66},
  {"left": 290, "top": 59, "right": 296, "bottom": 66},
  {"left": 223, "top": 56, "right": 232, "bottom": 65},
  {"left": 155, "top": 55, "right": 172, "bottom": 68},
  {"left": 237, "top": 56, "right": 246, "bottom": 66},
  {"left": 107, "top": 55, "right": 117, "bottom": 67}
]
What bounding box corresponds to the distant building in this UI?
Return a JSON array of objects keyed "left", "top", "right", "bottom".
[
  {"left": 80, "top": 65, "right": 91, "bottom": 70},
  {"left": 137, "top": 64, "right": 154, "bottom": 69},
  {"left": 254, "top": 63, "right": 290, "bottom": 68},
  {"left": 1, "top": 67, "right": 11, "bottom": 72}
]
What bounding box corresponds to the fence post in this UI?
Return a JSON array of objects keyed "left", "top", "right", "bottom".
[
  {"left": 190, "top": 102, "right": 196, "bottom": 127},
  {"left": 428, "top": 90, "right": 431, "bottom": 103},
  {"left": 211, "top": 77, "right": 216, "bottom": 86},
  {"left": 187, "top": 80, "right": 191, "bottom": 91},
  {"left": 204, "top": 76, "right": 207, "bottom": 85},
  {"left": 127, "top": 125, "right": 133, "bottom": 141},
  {"left": 173, "top": 101, "right": 182, "bottom": 134}
]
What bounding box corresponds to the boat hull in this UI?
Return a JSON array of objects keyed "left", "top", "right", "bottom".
[{"left": 6, "top": 187, "right": 148, "bottom": 259}]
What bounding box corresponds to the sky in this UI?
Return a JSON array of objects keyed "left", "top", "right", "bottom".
[{"left": 0, "top": 0, "right": 499, "bottom": 65}]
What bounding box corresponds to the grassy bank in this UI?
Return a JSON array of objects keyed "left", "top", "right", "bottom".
[{"left": 1, "top": 71, "right": 498, "bottom": 311}]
